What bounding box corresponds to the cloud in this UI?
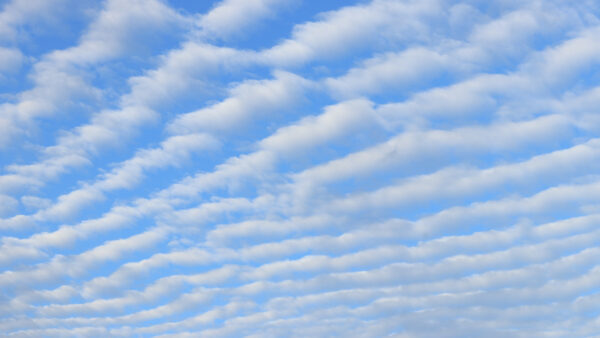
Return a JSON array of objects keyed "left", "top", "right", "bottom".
[
  {"left": 2, "top": 0, "right": 600, "bottom": 336},
  {"left": 0, "top": 194, "right": 18, "bottom": 217},
  {"left": 197, "top": 0, "right": 292, "bottom": 40},
  {"left": 262, "top": 0, "right": 446, "bottom": 66},
  {"left": 0, "top": 0, "right": 88, "bottom": 41},
  {"left": 0, "top": 46, "right": 23, "bottom": 75},
  {"left": 0, "top": 0, "right": 189, "bottom": 149},
  {"left": 167, "top": 70, "right": 312, "bottom": 135}
]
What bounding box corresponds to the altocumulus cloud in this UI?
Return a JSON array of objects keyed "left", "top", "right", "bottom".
[{"left": 1, "top": 0, "right": 600, "bottom": 337}]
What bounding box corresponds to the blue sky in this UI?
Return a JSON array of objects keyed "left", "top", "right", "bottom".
[{"left": 1, "top": 0, "right": 600, "bottom": 336}]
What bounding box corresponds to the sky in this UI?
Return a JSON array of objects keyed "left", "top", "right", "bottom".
[{"left": 1, "top": 0, "right": 600, "bottom": 336}]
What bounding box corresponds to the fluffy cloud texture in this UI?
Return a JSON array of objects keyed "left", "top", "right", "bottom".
[{"left": 1, "top": 0, "right": 600, "bottom": 336}]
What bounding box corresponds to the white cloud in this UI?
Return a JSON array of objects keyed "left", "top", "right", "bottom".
[
  {"left": 3, "top": 0, "right": 600, "bottom": 336},
  {"left": 325, "top": 48, "right": 451, "bottom": 99},
  {"left": 197, "top": 0, "right": 292, "bottom": 40},
  {"left": 0, "top": 0, "right": 188, "bottom": 148},
  {"left": 0, "top": 46, "right": 23, "bottom": 75},
  {"left": 0, "top": 0, "right": 89, "bottom": 41},
  {"left": 167, "top": 71, "right": 312, "bottom": 135},
  {"left": 262, "top": 0, "right": 446, "bottom": 66},
  {"left": 0, "top": 194, "right": 18, "bottom": 217}
]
